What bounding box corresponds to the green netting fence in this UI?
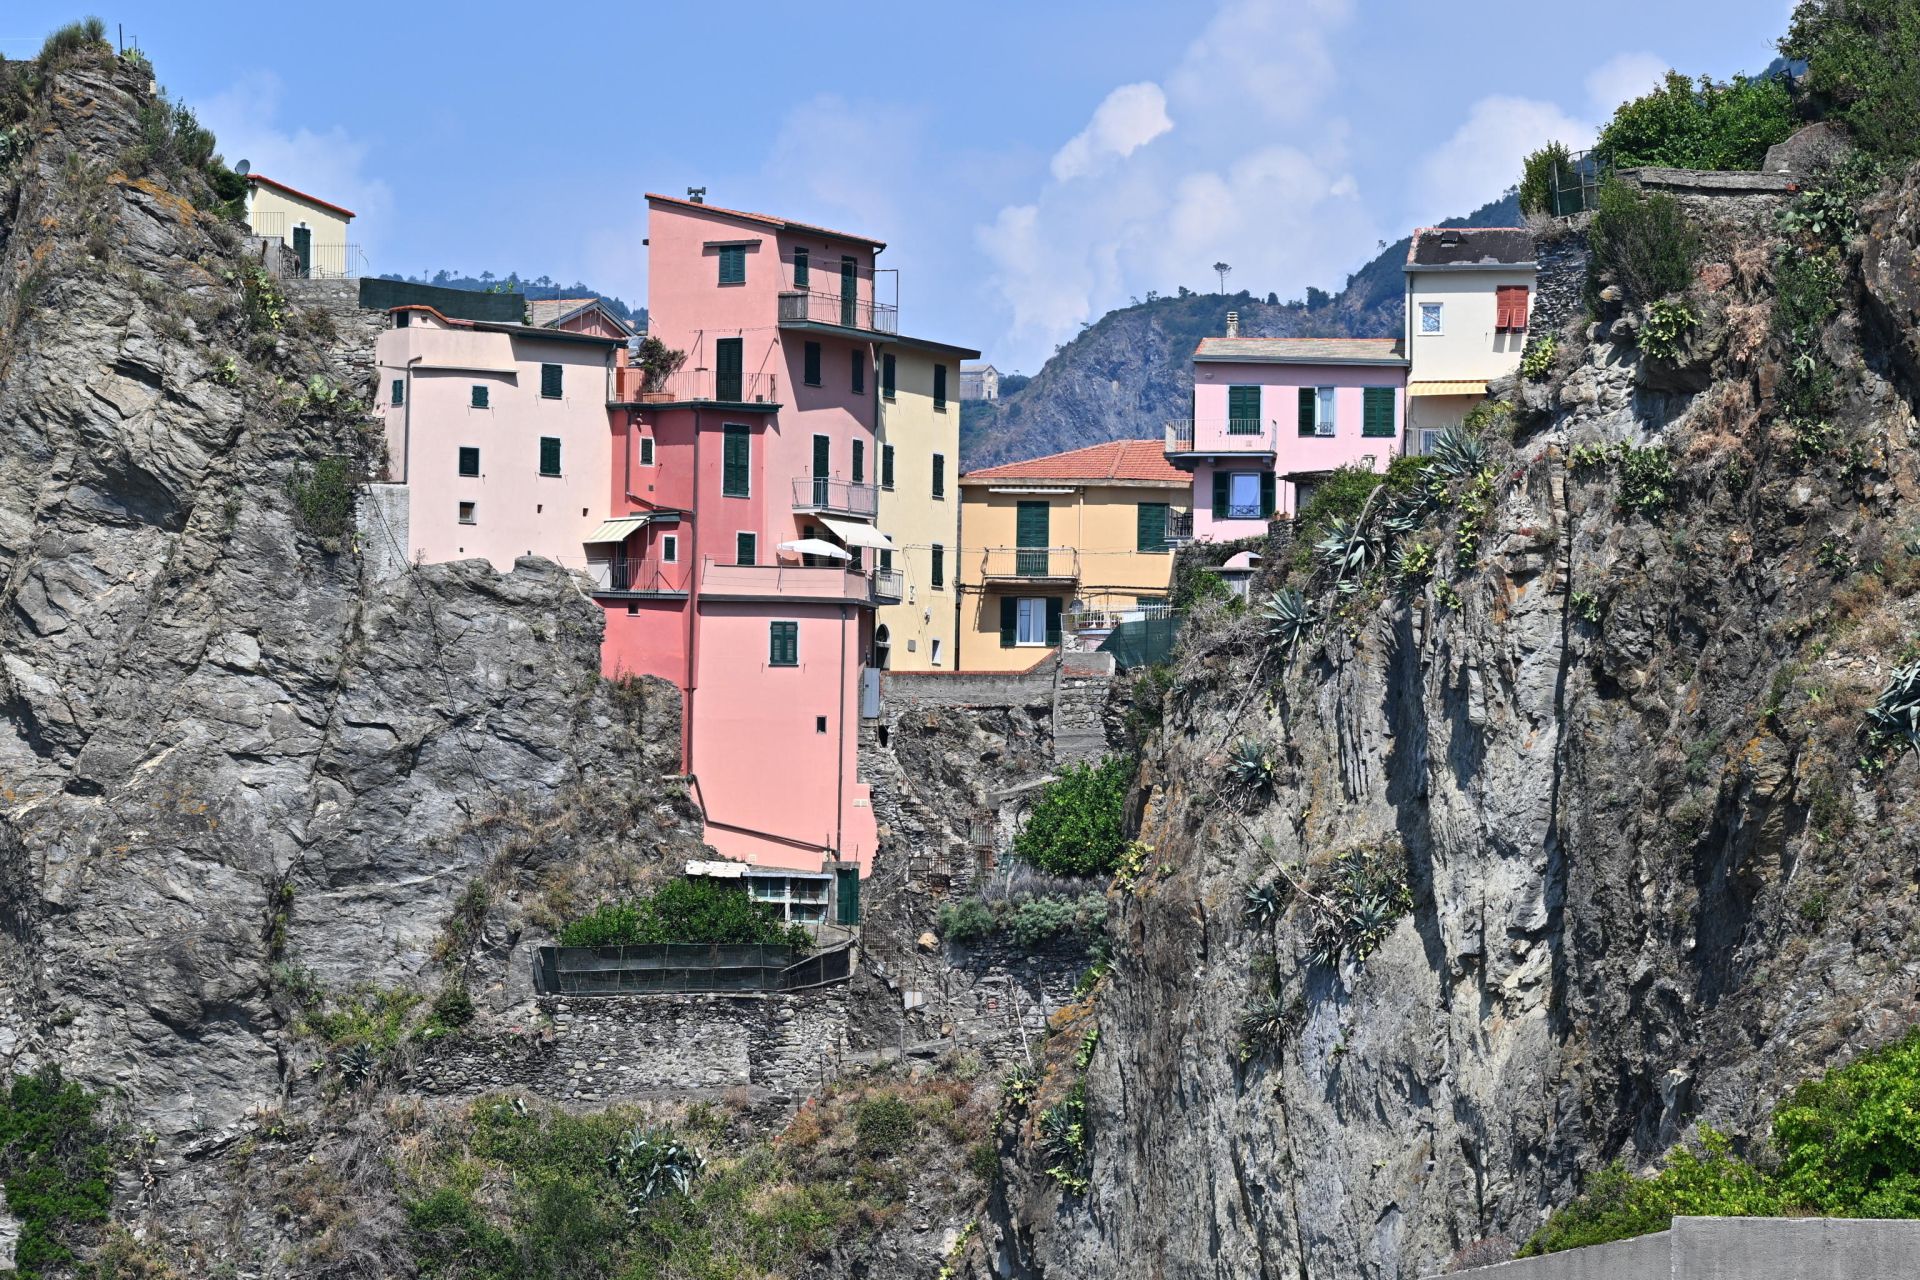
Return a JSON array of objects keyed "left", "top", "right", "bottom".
[
  {"left": 533, "top": 942, "right": 853, "bottom": 995},
  {"left": 1098, "top": 614, "right": 1180, "bottom": 669}
]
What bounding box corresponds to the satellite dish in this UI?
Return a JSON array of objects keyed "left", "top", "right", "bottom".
[{"left": 235, "top": 159, "right": 250, "bottom": 176}]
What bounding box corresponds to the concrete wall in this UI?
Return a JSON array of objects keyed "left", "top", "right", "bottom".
[{"left": 1430, "top": 1217, "right": 1920, "bottom": 1280}]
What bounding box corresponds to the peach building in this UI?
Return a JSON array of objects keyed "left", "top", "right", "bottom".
[
  {"left": 1167, "top": 332, "right": 1408, "bottom": 541},
  {"left": 1402, "top": 227, "right": 1537, "bottom": 452}
]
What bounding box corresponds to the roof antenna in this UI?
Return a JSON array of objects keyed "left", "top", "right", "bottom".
[{"left": 687, "top": 186, "right": 706, "bottom": 205}]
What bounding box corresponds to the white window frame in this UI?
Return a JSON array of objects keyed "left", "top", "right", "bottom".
[
  {"left": 1015, "top": 597, "right": 1048, "bottom": 646},
  {"left": 457, "top": 501, "right": 476, "bottom": 525},
  {"left": 930, "top": 637, "right": 943, "bottom": 667},
  {"left": 1315, "top": 386, "right": 1336, "bottom": 437},
  {"left": 661, "top": 534, "right": 678, "bottom": 563},
  {"left": 639, "top": 436, "right": 655, "bottom": 466},
  {"left": 1227, "top": 472, "right": 1263, "bottom": 520},
  {"left": 1419, "top": 302, "right": 1443, "bottom": 335}
]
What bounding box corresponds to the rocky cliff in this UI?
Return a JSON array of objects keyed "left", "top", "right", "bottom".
[{"left": 967, "top": 167, "right": 1920, "bottom": 1276}]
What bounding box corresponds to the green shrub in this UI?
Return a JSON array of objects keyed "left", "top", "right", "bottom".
[
  {"left": 853, "top": 1095, "right": 917, "bottom": 1156},
  {"left": 430, "top": 986, "right": 475, "bottom": 1029},
  {"left": 0, "top": 1066, "right": 114, "bottom": 1279},
  {"left": 37, "top": 17, "right": 108, "bottom": 67},
  {"left": 1785, "top": 0, "right": 1920, "bottom": 162},
  {"left": 1640, "top": 299, "right": 1696, "bottom": 362},
  {"left": 1289, "top": 463, "right": 1387, "bottom": 571},
  {"left": 1587, "top": 178, "right": 1700, "bottom": 307},
  {"left": 1520, "top": 334, "right": 1559, "bottom": 381},
  {"left": 1521, "top": 1132, "right": 1782, "bottom": 1256},
  {"left": 1004, "top": 893, "right": 1106, "bottom": 946},
  {"left": 1519, "top": 141, "right": 1573, "bottom": 216},
  {"left": 287, "top": 456, "right": 357, "bottom": 540},
  {"left": 1593, "top": 70, "right": 1797, "bottom": 172},
  {"left": 1014, "top": 756, "right": 1130, "bottom": 877},
  {"left": 1618, "top": 445, "right": 1677, "bottom": 513},
  {"left": 558, "top": 878, "right": 810, "bottom": 949},
  {"left": 937, "top": 897, "right": 995, "bottom": 945}
]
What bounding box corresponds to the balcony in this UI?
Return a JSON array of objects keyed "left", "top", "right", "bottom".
[
  {"left": 792, "top": 475, "right": 880, "bottom": 518},
  {"left": 700, "top": 558, "right": 892, "bottom": 606},
  {"left": 777, "top": 289, "right": 899, "bottom": 335},
  {"left": 1164, "top": 418, "right": 1280, "bottom": 462},
  {"left": 1164, "top": 509, "right": 1194, "bottom": 546},
  {"left": 978, "top": 546, "right": 1080, "bottom": 584},
  {"left": 610, "top": 364, "right": 780, "bottom": 408},
  {"left": 869, "top": 567, "right": 904, "bottom": 604},
  {"left": 587, "top": 558, "right": 690, "bottom": 596}
]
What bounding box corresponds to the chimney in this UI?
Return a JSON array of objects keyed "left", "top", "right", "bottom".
[{"left": 1225, "top": 310, "right": 1239, "bottom": 338}]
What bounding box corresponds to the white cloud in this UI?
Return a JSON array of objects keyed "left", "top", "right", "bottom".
[
  {"left": 1585, "top": 51, "right": 1671, "bottom": 118},
  {"left": 197, "top": 72, "right": 392, "bottom": 262},
  {"left": 979, "top": 0, "right": 1381, "bottom": 368},
  {"left": 1411, "top": 95, "right": 1595, "bottom": 227},
  {"left": 1051, "top": 83, "right": 1173, "bottom": 182}
]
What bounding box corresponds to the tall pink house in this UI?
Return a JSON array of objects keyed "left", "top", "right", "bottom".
[
  {"left": 1166, "top": 329, "right": 1409, "bottom": 542},
  {"left": 593, "top": 194, "right": 929, "bottom": 902}
]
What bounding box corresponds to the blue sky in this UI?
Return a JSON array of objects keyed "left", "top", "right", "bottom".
[{"left": 8, "top": 1, "right": 1792, "bottom": 371}]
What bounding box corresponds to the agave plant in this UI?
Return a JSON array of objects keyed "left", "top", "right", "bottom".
[
  {"left": 334, "top": 1042, "right": 378, "bottom": 1088},
  {"left": 1242, "top": 880, "right": 1286, "bottom": 929},
  {"left": 1866, "top": 663, "right": 1920, "bottom": 754},
  {"left": 1237, "top": 994, "right": 1295, "bottom": 1058},
  {"left": 1259, "top": 588, "right": 1317, "bottom": 653},
  {"left": 1428, "top": 429, "right": 1488, "bottom": 481},
  {"left": 1313, "top": 516, "right": 1382, "bottom": 583},
  {"left": 1227, "top": 739, "right": 1275, "bottom": 793},
  {"left": 608, "top": 1126, "right": 704, "bottom": 1215}
]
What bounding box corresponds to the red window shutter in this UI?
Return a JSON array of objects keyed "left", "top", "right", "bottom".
[{"left": 1497, "top": 286, "right": 1529, "bottom": 331}]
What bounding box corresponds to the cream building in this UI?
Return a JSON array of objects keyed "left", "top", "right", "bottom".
[
  {"left": 243, "top": 173, "right": 356, "bottom": 279},
  {"left": 872, "top": 335, "right": 976, "bottom": 671},
  {"left": 956, "top": 441, "right": 1189, "bottom": 673},
  {"left": 1403, "top": 226, "right": 1537, "bottom": 452}
]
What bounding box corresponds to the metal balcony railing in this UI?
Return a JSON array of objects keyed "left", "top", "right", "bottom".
[
  {"left": 777, "top": 289, "right": 899, "bottom": 334},
  {"left": 792, "top": 475, "right": 879, "bottom": 518},
  {"left": 612, "top": 365, "right": 779, "bottom": 405},
  {"left": 978, "top": 547, "right": 1080, "bottom": 581},
  {"left": 701, "top": 557, "right": 883, "bottom": 606},
  {"left": 1164, "top": 510, "right": 1194, "bottom": 544},
  {"left": 587, "top": 558, "right": 689, "bottom": 594},
  {"left": 869, "top": 567, "right": 904, "bottom": 603},
  {"left": 1165, "top": 419, "right": 1279, "bottom": 455}
]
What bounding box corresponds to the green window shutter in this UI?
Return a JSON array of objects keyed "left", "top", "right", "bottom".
[
  {"left": 931, "top": 544, "right": 944, "bottom": 589},
  {"left": 1228, "top": 385, "right": 1260, "bottom": 434},
  {"left": 804, "top": 341, "right": 822, "bottom": 386},
  {"left": 1259, "top": 471, "right": 1276, "bottom": 518},
  {"left": 723, "top": 425, "right": 751, "bottom": 496},
  {"left": 1016, "top": 501, "right": 1050, "bottom": 546},
  {"left": 851, "top": 350, "right": 864, "bottom": 393},
  {"left": 458, "top": 446, "right": 479, "bottom": 477},
  {"left": 1297, "top": 386, "right": 1315, "bottom": 436},
  {"left": 793, "top": 248, "right": 809, "bottom": 289},
  {"left": 933, "top": 364, "right": 948, "bottom": 410},
  {"left": 539, "top": 437, "right": 561, "bottom": 475},
  {"left": 882, "top": 445, "right": 895, "bottom": 489},
  {"left": 391, "top": 378, "right": 405, "bottom": 406},
  {"left": 736, "top": 532, "right": 756, "bottom": 565},
  {"left": 715, "top": 338, "right": 743, "bottom": 402},
  {"left": 1363, "top": 386, "right": 1397, "bottom": 437},
  {"left": 1045, "top": 597, "right": 1062, "bottom": 646},
  {"left": 1137, "top": 502, "right": 1167, "bottom": 552},
  {"left": 639, "top": 436, "right": 655, "bottom": 465},
  {"left": 540, "top": 364, "right": 563, "bottom": 398},
  {"left": 852, "top": 439, "right": 865, "bottom": 484},
  {"left": 769, "top": 621, "right": 798, "bottom": 666},
  {"left": 932, "top": 454, "right": 945, "bottom": 498},
  {"left": 470, "top": 385, "right": 488, "bottom": 409},
  {"left": 835, "top": 866, "right": 860, "bottom": 926},
  {"left": 1211, "top": 470, "right": 1229, "bottom": 518},
  {"left": 999, "top": 596, "right": 1017, "bottom": 647},
  {"left": 883, "top": 353, "right": 896, "bottom": 398},
  {"left": 878, "top": 548, "right": 893, "bottom": 572},
  {"left": 718, "top": 245, "right": 746, "bottom": 285}
]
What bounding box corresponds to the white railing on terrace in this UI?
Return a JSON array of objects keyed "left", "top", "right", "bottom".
[{"left": 791, "top": 475, "right": 879, "bottom": 518}]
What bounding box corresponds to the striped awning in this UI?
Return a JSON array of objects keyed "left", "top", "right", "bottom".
[
  {"left": 1408, "top": 380, "right": 1488, "bottom": 397},
  {"left": 584, "top": 516, "right": 649, "bottom": 544}
]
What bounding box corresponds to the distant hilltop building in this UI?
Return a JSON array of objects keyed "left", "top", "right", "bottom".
[
  {"left": 960, "top": 361, "right": 1000, "bottom": 401},
  {"left": 241, "top": 172, "right": 358, "bottom": 279}
]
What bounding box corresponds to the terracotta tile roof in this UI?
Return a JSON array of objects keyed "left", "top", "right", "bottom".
[
  {"left": 1194, "top": 337, "right": 1407, "bottom": 364},
  {"left": 962, "top": 440, "right": 1187, "bottom": 485},
  {"left": 645, "top": 192, "right": 885, "bottom": 251},
  {"left": 244, "top": 173, "right": 355, "bottom": 219},
  {"left": 1406, "top": 226, "right": 1535, "bottom": 268}
]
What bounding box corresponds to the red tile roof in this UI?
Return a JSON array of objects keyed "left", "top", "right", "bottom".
[
  {"left": 645, "top": 192, "right": 885, "bottom": 251},
  {"left": 245, "top": 174, "right": 355, "bottom": 219},
  {"left": 962, "top": 440, "right": 1187, "bottom": 485}
]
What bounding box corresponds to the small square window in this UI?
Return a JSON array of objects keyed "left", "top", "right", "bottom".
[
  {"left": 458, "top": 446, "right": 480, "bottom": 477},
  {"left": 540, "top": 363, "right": 563, "bottom": 398},
  {"left": 815, "top": 715, "right": 828, "bottom": 734},
  {"left": 395, "top": 310, "right": 411, "bottom": 328},
  {"left": 470, "top": 385, "right": 489, "bottom": 409},
  {"left": 626, "top": 602, "right": 638, "bottom": 615},
  {"left": 639, "top": 436, "right": 655, "bottom": 466},
  {"left": 662, "top": 534, "right": 678, "bottom": 563},
  {"left": 1420, "top": 303, "right": 1443, "bottom": 335},
  {"left": 458, "top": 501, "right": 476, "bottom": 525}
]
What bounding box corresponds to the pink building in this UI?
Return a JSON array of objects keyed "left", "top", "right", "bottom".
[
  {"left": 1167, "top": 334, "right": 1409, "bottom": 541},
  {"left": 593, "top": 194, "right": 905, "bottom": 890},
  {"left": 373, "top": 306, "right": 626, "bottom": 570}
]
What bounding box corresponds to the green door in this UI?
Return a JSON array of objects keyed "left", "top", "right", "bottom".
[
  {"left": 1016, "top": 500, "right": 1050, "bottom": 576},
  {"left": 835, "top": 867, "right": 860, "bottom": 925},
  {"left": 812, "top": 434, "right": 831, "bottom": 506},
  {"left": 292, "top": 225, "right": 312, "bottom": 278},
  {"left": 841, "top": 256, "right": 857, "bottom": 327},
  {"left": 715, "top": 337, "right": 743, "bottom": 402}
]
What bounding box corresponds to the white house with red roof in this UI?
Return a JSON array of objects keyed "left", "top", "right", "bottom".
[{"left": 242, "top": 173, "right": 356, "bottom": 279}]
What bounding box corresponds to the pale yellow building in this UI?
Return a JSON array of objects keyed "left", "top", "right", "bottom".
[
  {"left": 1403, "top": 226, "right": 1536, "bottom": 452},
  {"left": 243, "top": 173, "right": 357, "bottom": 278},
  {"left": 956, "top": 441, "right": 1189, "bottom": 672},
  {"left": 871, "top": 335, "right": 976, "bottom": 671}
]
